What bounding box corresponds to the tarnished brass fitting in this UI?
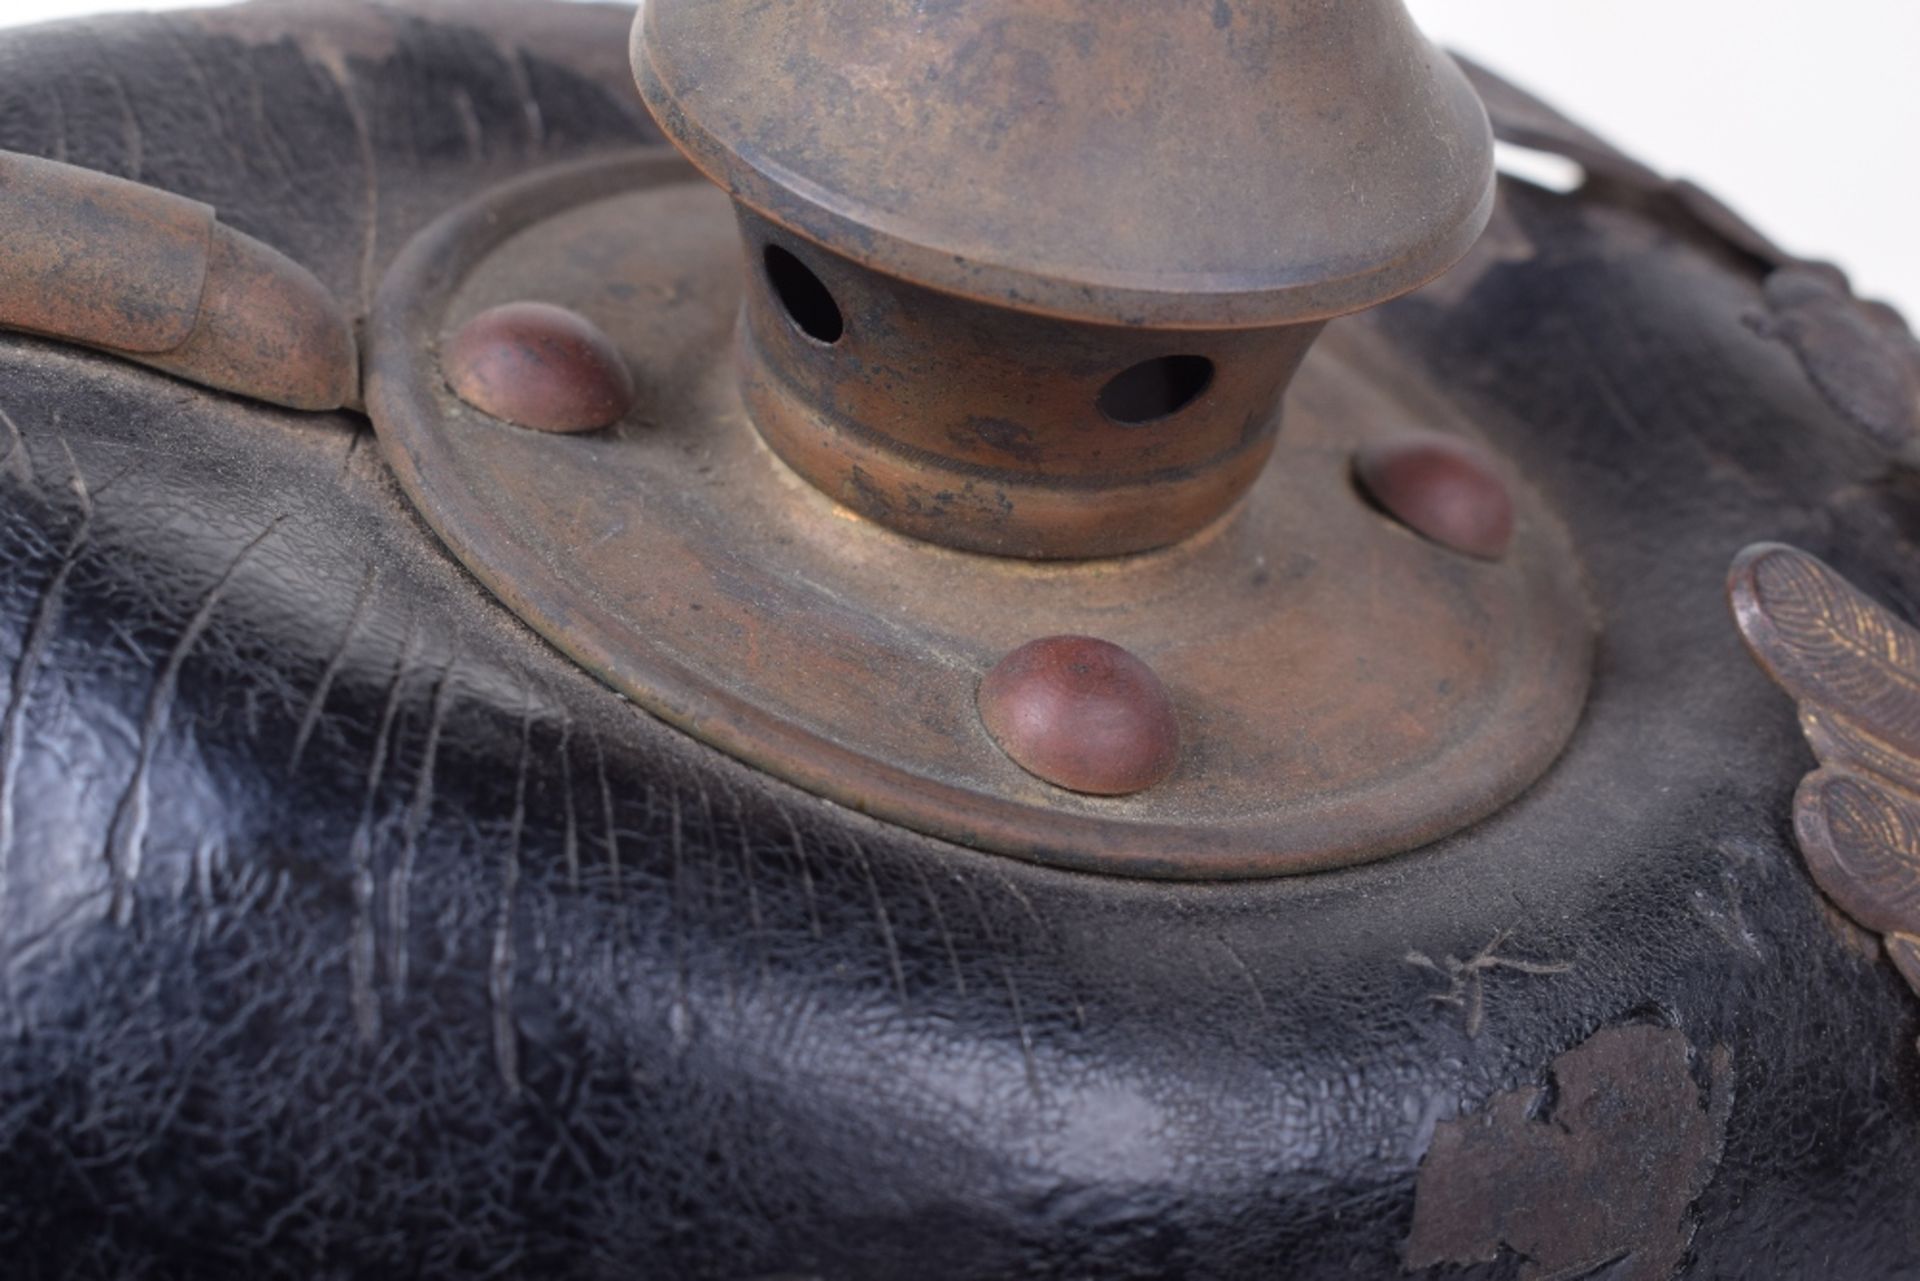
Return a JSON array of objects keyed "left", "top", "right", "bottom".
[
  {"left": 635, "top": 0, "right": 1494, "bottom": 557},
  {"left": 365, "top": 3, "right": 1592, "bottom": 877},
  {"left": 0, "top": 151, "right": 357, "bottom": 412}
]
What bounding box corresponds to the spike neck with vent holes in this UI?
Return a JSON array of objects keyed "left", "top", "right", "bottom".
[{"left": 633, "top": 0, "right": 1498, "bottom": 559}]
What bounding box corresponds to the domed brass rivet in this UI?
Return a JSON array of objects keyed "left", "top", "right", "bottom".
[
  {"left": 1355, "top": 433, "right": 1515, "bottom": 561},
  {"left": 444, "top": 302, "right": 636, "bottom": 434},
  {"left": 978, "top": 636, "right": 1180, "bottom": 797}
]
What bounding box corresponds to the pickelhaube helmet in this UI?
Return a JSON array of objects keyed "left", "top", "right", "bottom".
[{"left": 0, "top": 1, "right": 1915, "bottom": 1277}]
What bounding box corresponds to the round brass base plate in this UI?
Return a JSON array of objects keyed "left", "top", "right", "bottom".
[{"left": 368, "top": 152, "right": 1594, "bottom": 879}]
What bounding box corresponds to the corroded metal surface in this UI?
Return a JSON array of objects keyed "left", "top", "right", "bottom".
[
  {"left": 636, "top": 1, "right": 1496, "bottom": 559},
  {"left": 1731, "top": 543, "right": 1920, "bottom": 1001},
  {"left": 366, "top": 152, "right": 1594, "bottom": 879},
  {"left": 0, "top": 150, "right": 357, "bottom": 411}
]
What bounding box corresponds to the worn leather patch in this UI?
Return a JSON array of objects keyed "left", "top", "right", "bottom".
[{"left": 1408, "top": 1026, "right": 1733, "bottom": 1280}]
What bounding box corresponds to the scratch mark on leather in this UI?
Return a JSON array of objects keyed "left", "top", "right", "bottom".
[
  {"left": 191, "top": 836, "right": 218, "bottom": 908},
  {"left": 81, "top": 27, "right": 144, "bottom": 181},
  {"left": 335, "top": 424, "right": 368, "bottom": 483},
  {"left": 143, "top": 1022, "right": 219, "bottom": 1145},
  {"left": 0, "top": 453, "right": 92, "bottom": 1016},
  {"left": 160, "top": 20, "right": 224, "bottom": 144},
  {"left": 956, "top": 874, "right": 1043, "bottom": 1100},
  {"left": 219, "top": 859, "right": 276, "bottom": 921},
  {"left": 0, "top": 399, "right": 33, "bottom": 484},
  {"left": 593, "top": 733, "right": 622, "bottom": 896},
  {"left": 1691, "top": 860, "right": 1766, "bottom": 962},
  {"left": 850, "top": 840, "right": 908, "bottom": 1002},
  {"left": 449, "top": 87, "right": 485, "bottom": 163},
  {"left": 992, "top": 870, "right": 1048, "bottom": 936},
  {"left": 717, "top": 778, "right": 768, "bottom": 983},
  {"left": 667, "top": 785, "right": 692, "bottom": 1053},
  {"left": 351, "top": 102, "right": 380, "bottom": 317},
  {"left": 1216, "top": 936, "right": 1270, "bottom": 1021},
  {"left": 688, "top": 781, "right": 739, "bottom": 1013},
  {"left": 5, "top": 884, "right": 113, "bottom": 982},
  {"left": 389, "top": 651, "right": 457, "bottom": 1001},
  {"left": 311, "top": 41, "right": 380, "bottom": 315},
  {"left": 288, "top": 563, "right": 378, "bottom": 775},
  {"left": 45, "top": 79, "right": 68, "bottom": 164},
  {"left": 107, "top": 515, "right": 288, "bottom": 927},
  {"left": 780, "top": 809, "right": 824, "bottom": 940},
  {"left": 1537, "top": 1253, "right": 1633, "bottom": 1281},
  {"left": 508, "top": 49, "right": 548, "bottom": 151},
  {"left": 492, "top": 704, "right": 532, "bottom": 1096},
  {"left": 246, "top": 63, "right": 302, "bottom": 199},
  {"left": 1407, "top": 928, "right": 1573, "bottom": 1038},
  {"left": 529, "top": 1087, "right": 603, "bottom": 1189},
  {"left": 911, "top": 860, "right": 967, "bottom": 997},
  {"left": 993, "top": 869, "right": 1087, "bottom": 1029},
  {"left": 348, "top": 612, "right": 418, "bottom": 1045},
  {"left": 1571, "top": 326, "right": 1652, "bottom": 446},
  {"left": 557, "top": 714, "right": 579, "bottom": 891}
]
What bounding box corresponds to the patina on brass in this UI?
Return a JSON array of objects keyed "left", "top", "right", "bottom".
[
  {"left": 365, "top": 150, "right": 1594, "bottom": 878},
  {"left": 359, "top": 1, "right": 1597, "bottom": 879},
  {"left": 1355, "top": 432, "right": 1517, "bottom": 562},
  {"left": 978, "top": 636, "right": 1182, "bottom": 798},
  {"left": 634, "top": 0, "right": 1497, "bottom": 559},
  {"left": 445, "top": 302, "right": 637, "bottom": 434},
  {"left": 0, "top": 151, "right": 358, "bottom": 412}
]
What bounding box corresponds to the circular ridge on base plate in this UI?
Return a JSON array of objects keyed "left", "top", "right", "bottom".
[{"left": 367, "top": 151, "right": 1594, "bottom": 880}]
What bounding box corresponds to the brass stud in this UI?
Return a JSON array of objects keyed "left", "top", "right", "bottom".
[
  {"left": 978, "top": 636, "right": 1180, "bottom": 797},
  {"left": 1355, "top": 432, "right": 1515, "bottom": 561},
  {"left": 444, "top": 302, "right": 636, "bottom": 434}
]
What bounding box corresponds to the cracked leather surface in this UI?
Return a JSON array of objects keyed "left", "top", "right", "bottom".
[{"left": 1, "top": 3, "right": 1919, "bottom": 1278}]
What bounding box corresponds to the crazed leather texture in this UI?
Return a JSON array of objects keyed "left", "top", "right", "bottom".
[{"left": 2, "top": 4, "right": 1919, "bottom": 1278}]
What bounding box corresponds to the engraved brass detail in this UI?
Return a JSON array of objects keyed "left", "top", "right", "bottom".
[{"left": 1730, "top": 542, "right": 1920, "bottom": 1000}]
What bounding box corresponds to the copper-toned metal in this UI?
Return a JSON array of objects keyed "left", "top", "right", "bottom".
[
  {"left": 634, "top": 0, "right": 1496, "bottom": 559},
  {"left": 1729, "top": 543, "right": 1920, "bottom": 1004},
  {"left": 445, "top": 302, "right": 637, "bottom": 434},
  {"left": 365, "top": 152, "right": 1594, "bottom": 879},
  {"left": 0, "top": 151, "right": 358, "bottom": 412},
  {"left": 733, "top": 223, "right": 1321, "bottom": 557},
  {"left": 0, "top": 150, "right": 208, "bottom": 355},
  {"left": 1354, "top": 433, "right": 1516, "bottom": 561},
  {"left": 143, "top": 223, "right": 361, "bottom": 413},
  {"left": 635, "top": 1, "right": 1493, "bottom": 330},
  {"left": 978, "top": 637, "right": 1180, "bottom": 797}
]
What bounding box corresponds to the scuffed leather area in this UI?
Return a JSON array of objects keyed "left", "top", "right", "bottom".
[{"left": 0, "top": 4, "right": 1918, "bottom": 1279}]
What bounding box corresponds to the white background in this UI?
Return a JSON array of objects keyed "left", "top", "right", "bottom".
[{"left": 4, "top": 0, "right": 1917, "bottom": 316}]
